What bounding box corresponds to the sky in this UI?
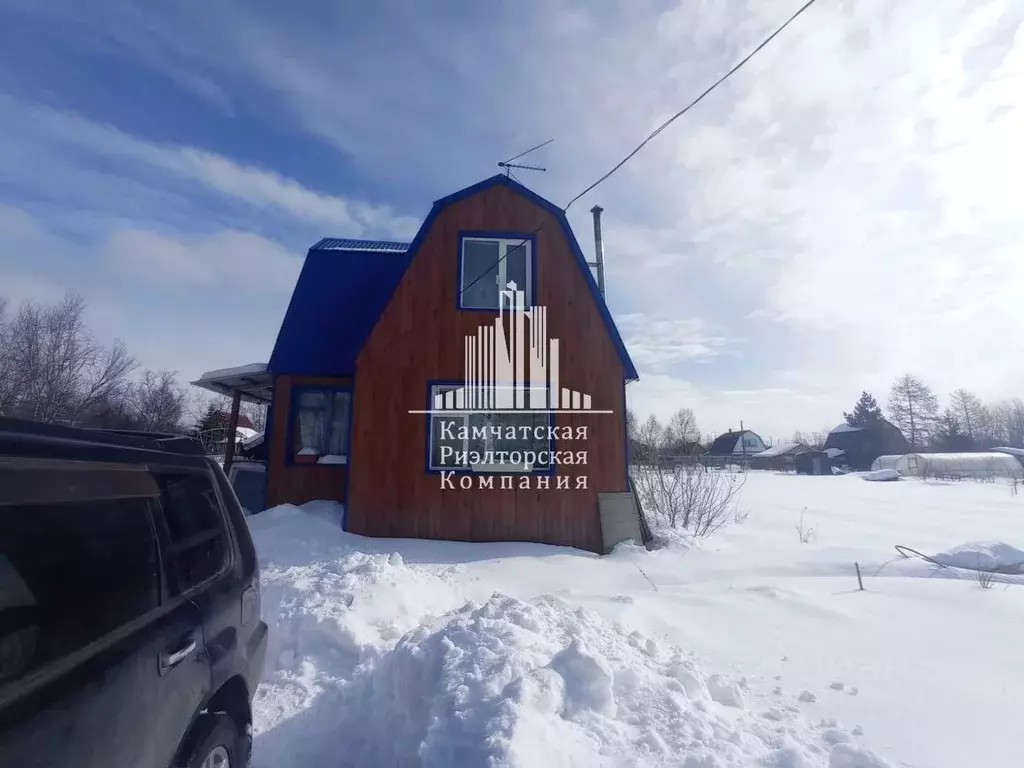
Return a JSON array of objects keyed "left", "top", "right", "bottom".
[{"left": 0, "top": 0, "right": 1022, "bottom": 441}]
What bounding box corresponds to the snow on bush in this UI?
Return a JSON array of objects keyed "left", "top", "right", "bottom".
[
  {"left": 633, "top": 464, "right": 747, "bottom": 537},
  {"left": 335, "top": 593, "right": 888, "bottom": 767}
]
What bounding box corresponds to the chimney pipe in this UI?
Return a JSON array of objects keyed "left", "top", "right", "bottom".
[{"left": 590, "top": 205, "right": 607, "bottom": 298}]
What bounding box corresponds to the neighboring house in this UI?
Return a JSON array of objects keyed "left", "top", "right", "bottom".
[
  {"left": 750, "top": 442, "right": 810, "bottom": 471},
  {"left": 707, "top": 429, "right": 766, "bottom": 458},
  {"left": 262, "top": 174, "right": 638, "bottom": 553},
  {"left": 823, "top": 419, "right": 909, "bottom": 471}
]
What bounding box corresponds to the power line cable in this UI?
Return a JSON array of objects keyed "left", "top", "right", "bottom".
[
  {"left": 462, "top": 0, "right": 821, "bottom": 297},
  {"left": 563, "top": 0, "right": 821, "bottom": 212}
]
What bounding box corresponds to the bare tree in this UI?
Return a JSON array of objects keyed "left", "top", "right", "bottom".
[
  {"left": 0, "top": 293, "right": 136, "bottom": 424},
  {"left": 665, "top": 407, "right": 700, "bottom": 449},
  {"left": 240, "top": 400, "right": 268, "bottom": 433},
  {"left": 131, "top": 370, "right": 189, "bottom": 432},
  {"left": 0, "top": 296, "right": 13, "bottom": 415},
  {"left": 888, "top": 374, "right": 939, "bottom": 449},
  {"left": 990, "top": 398, "right": 1024, "bottom": 447},
  {"left": 949, "top": 389, "right": 989, "bottom": 444},
  {"left": 792, "top": 430, "right": 829, "bottom": 450}
]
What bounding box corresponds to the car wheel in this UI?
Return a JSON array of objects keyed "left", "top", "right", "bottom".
[{"left": 183, "top": 713, "right": 240, "bottom": 768}]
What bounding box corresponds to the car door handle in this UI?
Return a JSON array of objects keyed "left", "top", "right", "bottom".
[{"left": 160, "top": 639, "right": 197, "bottom": 673}]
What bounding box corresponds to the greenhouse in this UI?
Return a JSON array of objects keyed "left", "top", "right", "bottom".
[
  {"left": 869, "top": 455, "right": 904, "bottom": 471},
  {"left": 890, "top": 452, "right": 1023, "bottom": 480}
]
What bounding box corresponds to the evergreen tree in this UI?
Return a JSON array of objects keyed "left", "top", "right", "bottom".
[
  {"left": 844, "top": 391, "right": 883, "bottom": 428},
  {"left": 933, "top": 408, "right": 973, "bottom": 452},
  {"left": 196, "top": 402, "right": 223, "bottom": 435}
]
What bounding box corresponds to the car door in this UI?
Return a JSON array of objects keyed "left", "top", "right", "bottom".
[
  {"left": 0, "top": 458, "right": 212, "bottom": 768},
  {"left": 149, "top": 467, "right": 239, "bottom": 735}
]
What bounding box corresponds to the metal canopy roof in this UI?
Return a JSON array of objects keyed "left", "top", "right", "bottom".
[
  {"left": 190, "top": 363, "right": 273, "bottom": 403},
  {"left": 311, "top": 238, "right": 410, "bottom": 253}
]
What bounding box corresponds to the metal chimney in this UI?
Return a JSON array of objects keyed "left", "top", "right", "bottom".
[{"left": 590, "top": 205, "right": 607, "bottom": 298}]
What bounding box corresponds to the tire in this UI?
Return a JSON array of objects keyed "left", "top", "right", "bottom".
[{"left": 182, "top": 713, "right": 240, "bottom": 768}]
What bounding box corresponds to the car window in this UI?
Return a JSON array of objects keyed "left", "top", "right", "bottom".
[
  {"left": 0, "top": 494, "right": 159, "bottom": 685},
  {"left": 155, "top": 472, "right": 227, "bottom": 593}
]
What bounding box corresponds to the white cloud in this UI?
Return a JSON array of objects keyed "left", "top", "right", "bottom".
[
  {"left": 103, "top": 228, "right": 302, "bottom": 291},
  {"left": 0, "top": 94, "right": 420, "bottom": 239},
  {"left": 0, "top": 204, "right": 295, "bottom": 379},
  {"left": 3, "top": 0, "right": 1024, "bottom": 439}
]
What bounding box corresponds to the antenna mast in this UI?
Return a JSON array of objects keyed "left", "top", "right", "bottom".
[{"left": 498, "top": 139, "right": 553, "bottom": 176}]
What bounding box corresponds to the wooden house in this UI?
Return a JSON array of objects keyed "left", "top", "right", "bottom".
[{"left": 261, "top": 174, "right": 639, "bottom": 553}]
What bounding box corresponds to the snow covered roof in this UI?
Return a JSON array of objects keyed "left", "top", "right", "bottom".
[
  {"left": 242, "top": 431, "right": 264, "bottom": 449},
  {"left": 752, "top": 442, "right": 807, "bottom": 458},
  {"left": 235, "top": 427, "right": 259, "bottom": 440},
  {"left": 829, "top": 423, "right": 861, "bottom": 434},
  {"left": 190, "top": 363, "right": 272, "bottom": 403},
  {"left": 824, "top": 448, "right": 845, "bottom": 459}
]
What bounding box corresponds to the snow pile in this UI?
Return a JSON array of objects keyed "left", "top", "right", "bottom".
[
  {"left": 337, "top": 593, "right": 888, "bottom": 767},
  {"left": 931, "top": 541, "right": 1024, "bottom": 573},
  {"left": 862, "top": 469, "right": 900, "bottom": 482}
]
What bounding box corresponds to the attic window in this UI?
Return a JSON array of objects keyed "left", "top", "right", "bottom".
[{"left": 459, "top": 236, "right": 533, "bottom": 310}]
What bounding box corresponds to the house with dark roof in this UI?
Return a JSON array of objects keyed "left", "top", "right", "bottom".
[
  {"left": 749, "top": 442, "right": 810, "bottom": 471},
  {"left": 823, "top": 419, "right": 909, "bottom": 470},
  {"left": 262, "top": 174, "right": 638, "bottom": 553},
  {"left": 707, "top": 429, "right": 766, "bottom": 458}
]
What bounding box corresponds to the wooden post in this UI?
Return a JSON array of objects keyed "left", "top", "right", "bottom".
[
  {"left": 223, "top": 389, "right": 242, "bottom": 476},
  {"left": 855, "top": 561, "right": 865, "bottom": 591}
]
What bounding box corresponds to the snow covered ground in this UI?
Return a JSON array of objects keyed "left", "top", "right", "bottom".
[{"left": 248, "top": 472, "right": 1024, "bottom": 768}]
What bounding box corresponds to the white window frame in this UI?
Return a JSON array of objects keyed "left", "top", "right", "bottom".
[
  {"left": 459, "top": 237, "right": 532, "bottom": 310},
  {"left": 427, "top": 383, "right": 551, "bottom": 473}
]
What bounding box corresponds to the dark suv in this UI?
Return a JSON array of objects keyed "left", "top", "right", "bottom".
[{"left": 0, "top": 417, "right": 268, "bottom": 768}]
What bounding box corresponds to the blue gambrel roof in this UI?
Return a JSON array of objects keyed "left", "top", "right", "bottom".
[
  {"left": 269, "top": 175, "right": 638, "bottom": 380},
  {"left": 268, "top": 242, "right": 411, "bottom": 375}
]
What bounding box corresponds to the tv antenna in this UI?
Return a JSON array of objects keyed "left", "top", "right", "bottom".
[{"left": 498, "top": 138, "right": 553, "bottom": 176}]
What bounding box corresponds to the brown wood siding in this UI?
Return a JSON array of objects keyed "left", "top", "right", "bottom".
[
  {"left": 348, "top": 184, "right": 628, "bottom": 553},
  {"left": 266, "top": 374, "right": 351, "bottom": 508}
]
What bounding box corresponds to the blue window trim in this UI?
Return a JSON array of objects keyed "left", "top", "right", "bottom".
[
  {"left": 423, "top": 379, "right": 555, "bottom": 476},
  {"left": 285, "top": 384, "right": 353, "bottom": 467},
  {"left": 456, "top": 230, "right": 538, "bottom": 311}
]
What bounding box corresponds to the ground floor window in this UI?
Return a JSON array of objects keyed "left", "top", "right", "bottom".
[
  {"left": 427, "top": 383, "right": 551, "bottom": 473},
  {"left": 292, "top": 388, "right": 351, "bottom": 464}
]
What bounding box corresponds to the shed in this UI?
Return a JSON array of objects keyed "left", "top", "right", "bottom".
[
  {"left": 750, "top": 442, "right": 809, "bottom": 471},
  {"left": 257, "top": 174, "right": 639, "bottom": 553},
  {"left": 893, "top": 452, "right": 1023, "bottom": 480},
  {"left": 794, "top": 450, "right": 832, "bottom": 475},
  {"left": 823, "top": 419, "right": 909, "bottom": 471}
]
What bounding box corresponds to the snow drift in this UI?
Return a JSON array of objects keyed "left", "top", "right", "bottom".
[
  {"left": 248, "top": 502, "right": 892, "bottom": 768},
  {"left": 337, "top": 593, "right": 890, "bottom": 767},
  {"left": 932, "top": 541, "right": 1024, "bottom": 573}
]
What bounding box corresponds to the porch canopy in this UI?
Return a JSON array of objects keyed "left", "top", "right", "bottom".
[
  {"left": 190, "top": 363, "right": 273, "bottom": 472},
  {"left": 190, "top": 363, "right": 273, "bottom": 404}
]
